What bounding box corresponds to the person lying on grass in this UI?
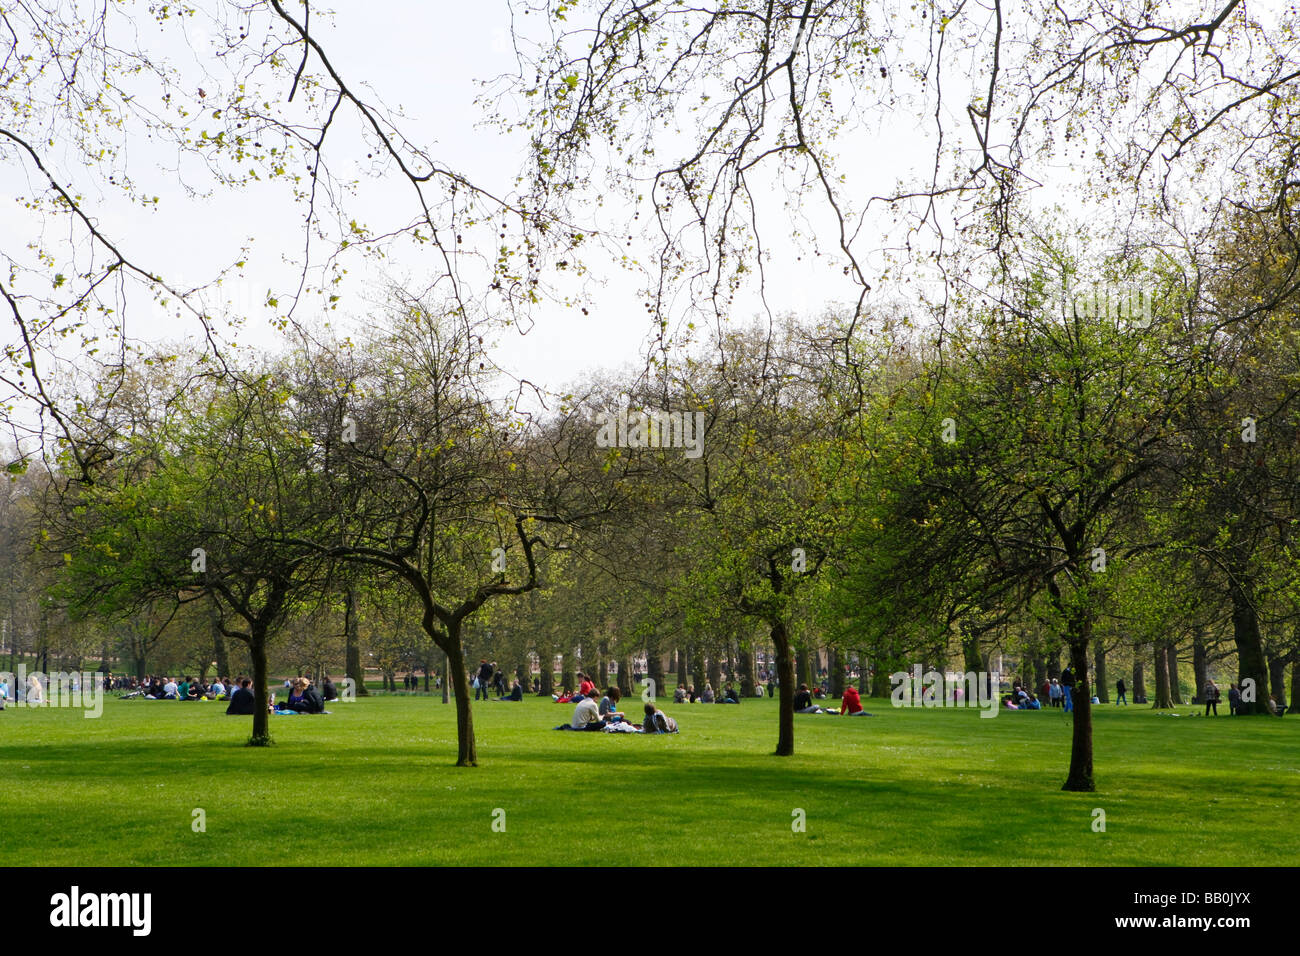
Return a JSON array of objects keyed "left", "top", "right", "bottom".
[
  {"left": 571, "top": 692, "right": 604, "bottom": 731},
  {"left": 553, "top": 688, "right": 573, "bottom": 703},
  {"left": 598, "top": 686, "right": 628, "bottom": 723},
  {"left": 642, "top": 702, "right": 679, "bottom": 733}
]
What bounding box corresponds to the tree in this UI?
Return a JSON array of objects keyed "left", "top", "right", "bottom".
[{"left": 48, "top": 358, "right": 334, "bottom": 743}]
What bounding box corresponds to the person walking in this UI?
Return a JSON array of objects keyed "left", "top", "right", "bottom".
[
  {"left": 475, "top": 659, "right": 493, "bottom": 701},
  {"left": 1116, "top": 677, "right": 1127, "bottom": 705},
  {"left": 1060, "top": 666, "right": 1075, "bottom": 712},
  {"left": 1204, "top": 678, "right": 1220, "bottom": 716}
]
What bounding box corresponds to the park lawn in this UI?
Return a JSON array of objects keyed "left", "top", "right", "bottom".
[{"left": 0, "top": 693, "right": 1294, "bottom": 866}]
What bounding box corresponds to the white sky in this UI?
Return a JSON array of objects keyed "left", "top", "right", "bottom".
[{"left": 1, "top": 0, "right": 1277, "bottom": 425}]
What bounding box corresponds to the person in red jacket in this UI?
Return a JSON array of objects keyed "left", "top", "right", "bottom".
[{"left": 840, "top": 684, "right": 866, "bottom": 715}]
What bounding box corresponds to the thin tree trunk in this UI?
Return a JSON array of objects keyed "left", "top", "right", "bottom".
[
  {"left": 1132, "top": 643, "right": 1146, "bottom": 703},
  {"left": 617, "top": 657, "right": 633, "bottom": 697},
  {"left": 772, "top": 620, "right": 795, "bottom": 756},
  {"left": 1268, "top": 653, "right": 1287, "bottom": 710},
  {"left": 1063, "top": 636, "right": 1094, "bottom": 791},
  {"left": 344, "top": 585, "right": 367, "bottom": 696},
  {"left": 1093, "top": 644, "right": 1108, "bottom": 703},
  {"left": 1152, "top": 643, "right": 1172, "bottom": 709},
  {"left": 442, "top": 651, "right": 450, "bottom": 703},
  {"left": 1192, "top": 633, "right": 1207, "bottom": 704},
  {"left": 249, "top": 631, "right": 271, "bottom": 745},
  {"left": 1167, "top": 641, "right": 1184, "bottom": 704},
  {"left": 446, "top": 633, "right": 476, "bottom": 766}
]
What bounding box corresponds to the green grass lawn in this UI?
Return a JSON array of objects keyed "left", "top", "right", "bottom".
[{"left": 0, "top": 693, "right": 1294, "bottom": 865}]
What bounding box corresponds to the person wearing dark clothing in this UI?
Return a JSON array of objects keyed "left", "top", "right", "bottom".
[
  {"left": 1116, "top": 678, "right": 1127, "bottom": 705},
  {"left": 321, "top": 676, "right": 339, "bottom": 702},
  {"left": 281, "top": 677, "right": 325, "bottom": 713},
  {"left": 495, "top": 681, "right": 524, "bottom": 701},
  {"left": 1228, "top": 683, "right": 1241, "bottom": 716},
  {"left": 475, "top": 660, "right": 493, "bottom": 700},
  {"left": 1204, "top": 679, "right": 1220, "bottom": 716},
  {"left": 1060, "top": 667, "right": 1075, "bottom": 712},
  {"left": 226, "top": 679, "right": 256, "bottom": 715}
]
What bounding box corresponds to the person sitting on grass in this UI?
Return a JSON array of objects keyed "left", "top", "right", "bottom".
[
  {"left": 674, "top": 684, "right": 688, "bottom": 704},
  {"left": 225, "top": 678, "right": 256, "bottom": 715},
  {"left": 281, "top": 677, "right": 325, "bottom": 714},
  {"left": 793, "top": 683, "right": 833, "bottom": 713},
  {"left": 495, "top": 680, "right": 524, "bottom": 701},
  {"left": 321, "top": 675, "right": 339, "bottom": 702},
  {"left": 598, "top": 686, "right": 628, "bottom": 723},
  {"left": 722, "top": 683, "right": 739, "bottom": 703},
  {"left": 642, "top": 702, "right": 679, "bottom": 734},
  {"left": 553, "top": 688, "right": 573, "bottom": 703},
  {"left": 209, "top": 678, "right": 226, "bottom": 700},
  {"left": 571, "top": 692, "right": 604, "bottom": 731},
  {"left": 1267, "top": 694, "right": 1286, "bottom": 717},
  {"left": 688, "top": 684, "right": 700, "bottom": 703},
  {"left": 840, "top": 684, "right": 868, "bottom": 716},
  {"left": 701, "top": 682, "right": 715, "bottom": 703}
]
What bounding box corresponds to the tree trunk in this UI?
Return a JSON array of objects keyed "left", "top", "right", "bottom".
[
  {"left": 738, "top": 644, "right": 756, "bottom": 697},
  {"left": 1093, "top": 644, "right": 1108, "bottom": 703},
  {"left": 1167, "top": 641, "right": 1183, "bottom": 704},
  {"left": 617, "top": 657, "right": 633, "bottom": 697},
  {"left": 1047, "top": 652, "right": 1061, "bottom": 679},
  {"left": 707, "top": 653, "right": 721, "bottom": 695},
  {"left": 1152, "top": 643, "right": 1172, "bottom": 709},
  {"left": 445, "top": 633, "right": 477, "bottom": 767},
  {"left": 691, "top": 645, "right": 706, "bottom": 693},
  {"left": 1289, "top": 651, "right": 1300, "bottom": 717},
  {"left": 597, "top": 640, "right": 609, "bottom": 688},
  {"left": 795, "top": 645, "right": 810, "bottom": 690},
  {"left": 1032, "top": 655, "right": 1047, "bottom": 694},
  {"left": 442, "top": 651, "right": 450, "bottom": 703},
  {"left": 561, "top": 648, "right": 575, "bottom": 694},
  {"left": 1063, "top": 636, "right": 1095, "bottom": 792},
  {"left": 538, "top": 649, "right": 554, "bottom": 696},
  {"left": 344, "top": 586, "right": 367, "bottom": 696},
  {"left": 871, "top": 662, "right": 892, "bottom": 698},
  {"left": 828, "top": 647, "right": 845, "bottom": 697},
  {"left": 210, "top": 601, "right": 230, "bottom": 682},
  {"left": 646, "top": 637, "right": 665, "bottom": 700},
  {"left": 1268, "top": 653, "right": 1286, "bottom": 710},
  {"left": 1192, "top": 633, "right": 1208, "bottom": 704},
  {"left": 249, "top": 631, "right": 271, "bottom": 745},
  {"left": 1132, "top": 643, "right": 1146, "bottom": 703},
  {"left": 772, "top": 620, "right": 795, "bottom": 756},
  {"left": 1231, "top": 581, "right": 1271, "bottom": 715}
]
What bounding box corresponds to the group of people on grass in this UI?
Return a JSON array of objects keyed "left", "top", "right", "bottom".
[
  {"left": 671, "top": 682, "right": 741, "bottom": 704},
  {"left": 792, "top": 682, "right": 871, "bottom": 715},
  {"left": 561, "top": 684, "right": 678, "bottom": 734}
]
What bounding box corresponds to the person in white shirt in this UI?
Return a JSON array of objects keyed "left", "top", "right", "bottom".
[
  {"left": 570, "top": 695, "right": 603, "bottom": 731},
  {"left": 162, "top": 678, "right": 179, "bottom": 699},
  {"left": 209, "top": 680, "right": 226, "bottom": 699}
]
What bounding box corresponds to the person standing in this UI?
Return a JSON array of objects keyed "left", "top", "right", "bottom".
[
  {"left": 1060, "top": 667, "right": 1075, "bottom": 712},
  {"left": 1228, "top": 682, "right": 1241, "bottom": 716},
  {"left": 1204, "top": 678, "right": 1220, "bottom": 716},
  {"left": 1116, "top": 677, "right": 1127, "bottom": 705},
  {"left": 475, "top": 659, "right": 493, "bottom": 701}
]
